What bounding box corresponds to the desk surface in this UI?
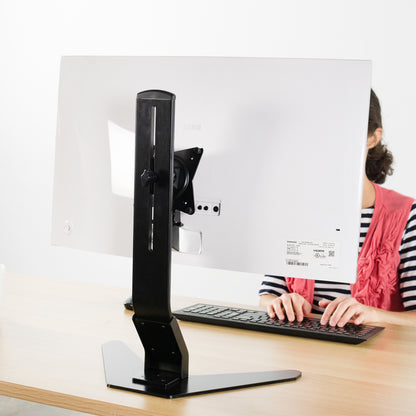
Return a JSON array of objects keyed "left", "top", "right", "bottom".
[{"left": 0, "top": 272, "right": 415, "bottom": 416}]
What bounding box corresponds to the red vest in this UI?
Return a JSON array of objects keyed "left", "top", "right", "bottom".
[{"left": 286, "top": 184, "right": 414, "bottom": 311}]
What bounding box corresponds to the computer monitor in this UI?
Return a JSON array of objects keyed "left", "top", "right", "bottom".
[
  {"left": 52, "top": 56, "right": 371, "bottom": 397},
  {"left": 52, "top": 56, "right": 371, "bottom": 284}
]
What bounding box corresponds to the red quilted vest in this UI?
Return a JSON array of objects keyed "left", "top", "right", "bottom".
[{"left": 286, "top": 184, "right": 414, "bottom": 311}]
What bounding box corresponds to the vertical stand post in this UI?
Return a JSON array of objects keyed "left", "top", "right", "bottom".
[
  {"left": 132, "top": 90, "right": 189, "bottom": 386},
  {"left": 102, "top": 90, "right": 301, "bottom": 398}
]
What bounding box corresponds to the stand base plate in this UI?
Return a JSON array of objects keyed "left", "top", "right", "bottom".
[{"left": 102, "top": 341, "right": 301, "bottom": 398}]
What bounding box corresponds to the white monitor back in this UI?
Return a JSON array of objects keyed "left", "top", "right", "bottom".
[{"left": 52, "top": 56, "right": 371, "bottom": 284}]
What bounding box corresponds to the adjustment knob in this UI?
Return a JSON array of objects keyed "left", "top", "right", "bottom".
[{"left": 141, "top": 169, "right": 158, "bottom": 187}]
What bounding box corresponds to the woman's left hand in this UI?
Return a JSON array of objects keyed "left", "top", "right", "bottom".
[{"left": 319, "top": 296, "right": 378, "bottom": 327}]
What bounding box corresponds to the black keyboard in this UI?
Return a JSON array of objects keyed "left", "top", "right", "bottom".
[{"left": 173, "top": 303, "right": 385, "bottom": 344}]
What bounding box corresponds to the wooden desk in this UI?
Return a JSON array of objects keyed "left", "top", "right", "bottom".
[{"left": 0, "top": 272, "right": 415, "bottom": 416}]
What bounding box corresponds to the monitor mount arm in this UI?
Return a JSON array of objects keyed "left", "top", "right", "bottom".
[{"left": 102, "top": 90, "right": 301, "bottom": 398}]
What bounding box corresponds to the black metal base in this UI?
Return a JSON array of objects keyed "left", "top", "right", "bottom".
[{"left": 102, "top": 341, "right": 301, "bottom": 398}]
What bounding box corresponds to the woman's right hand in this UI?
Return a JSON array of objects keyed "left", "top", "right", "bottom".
[{"left": 267, "top": 293, "right": 312, "bottom": 322}]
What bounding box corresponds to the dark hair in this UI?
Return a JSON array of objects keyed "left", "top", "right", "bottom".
[{"left": 365, "top": 89, "right": 393, "bottom": 184}]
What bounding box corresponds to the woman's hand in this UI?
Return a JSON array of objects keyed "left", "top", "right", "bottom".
[
  {"left": 319, "top": 296, "right": 378, "bottom": 327},
  {"left": 267, "top": 293, "right": 312, "bottom": 322}
]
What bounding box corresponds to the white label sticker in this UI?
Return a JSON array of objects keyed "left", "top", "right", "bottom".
[{"left": 285, "top": 240, "right": 339, "bottom": 269}]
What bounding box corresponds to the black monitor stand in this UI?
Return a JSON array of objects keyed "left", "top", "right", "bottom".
[{"left": 101, "top": 90, "right": 301, "bottom": 398}]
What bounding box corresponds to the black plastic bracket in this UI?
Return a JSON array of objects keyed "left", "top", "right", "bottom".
[{"left": 173, "top": 147, "right": 203, "bottom": 215}]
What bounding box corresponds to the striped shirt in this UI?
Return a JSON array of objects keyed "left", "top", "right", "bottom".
[{"left": 259, "top": 203, "right": 416, "bottom": 313}]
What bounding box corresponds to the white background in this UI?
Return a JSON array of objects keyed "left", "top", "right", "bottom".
[{"left": 1, "top": 0, "right": 416, "bottom": 305}]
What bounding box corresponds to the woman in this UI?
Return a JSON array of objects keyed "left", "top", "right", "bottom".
[{"left": 259, "top": 90, "right": 416, "bottom": 327}]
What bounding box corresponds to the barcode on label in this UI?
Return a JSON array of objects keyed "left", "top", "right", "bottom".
[
  {"left": 286, "top": 259, "right": 309, "bottom": 267},
  {"left": 328, "top": 251, "right": 335, "bottom": 257}
]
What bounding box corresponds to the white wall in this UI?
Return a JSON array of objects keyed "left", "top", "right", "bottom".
[{"left": 1, "top": 0, "right": 416, "bottom": 305}]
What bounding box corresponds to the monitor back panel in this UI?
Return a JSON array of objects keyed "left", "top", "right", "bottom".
[{"left": 52, "top": 56, "right": 371, "bottom": 283}]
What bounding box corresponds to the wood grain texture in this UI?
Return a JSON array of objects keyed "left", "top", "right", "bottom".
[{"left": 0, "top": 272, "right": 415, "bottom": 416}]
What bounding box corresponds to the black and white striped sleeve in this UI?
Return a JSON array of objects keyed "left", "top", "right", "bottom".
[
  {"left": 399, "top": 202, "right": 416, "bottom": 311},
  {"left": 258, "top": 274, "right": 288, "bottom": 297}
]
